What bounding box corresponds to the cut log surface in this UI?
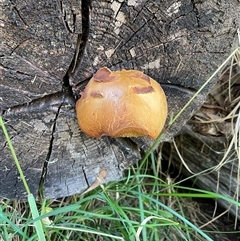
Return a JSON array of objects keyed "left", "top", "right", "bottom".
[{"left": 0, "top": 0, "right": 239, "bottom": 199}]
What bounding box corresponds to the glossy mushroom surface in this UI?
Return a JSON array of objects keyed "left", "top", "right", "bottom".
[{"left": 76, "top": 67, "right": 168, "bottom": 139}]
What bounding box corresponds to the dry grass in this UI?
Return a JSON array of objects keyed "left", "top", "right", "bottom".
[{"left": 160, "top": 40, "right": 240, "bottom": 239}]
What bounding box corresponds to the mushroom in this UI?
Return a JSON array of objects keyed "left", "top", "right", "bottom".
[{"left": 76, "top": 67, "right": 168, "bottom": 139}]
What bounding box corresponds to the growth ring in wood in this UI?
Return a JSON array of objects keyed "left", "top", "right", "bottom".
[{"left": 76, "top": 67, "right": 168, "bottom": 139}]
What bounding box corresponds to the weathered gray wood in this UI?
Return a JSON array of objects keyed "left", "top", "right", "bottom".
[
  {"left": 0, "top": 0, "right": 79, "bottom": 109},
  {"left": 1, "top": 100, "right": 140, "bottom": 199},
  {"left": 70, "top": 0, "right": 240, "bottom": 147},
  {"left": 1, "top": 110, "right": 54, "bottom": 199},
  {"left": 162, "top": 125, "right": 240, "bottom": 219},
  {"left": 0, "top": 0, "right": 240, "bottom": 199},
  {"left": 43, "top": 105, "right": 140, "bottom": 198}
]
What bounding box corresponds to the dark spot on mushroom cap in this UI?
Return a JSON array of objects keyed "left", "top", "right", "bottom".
[
  {"left": 131, "top": 72, "right": 150, "bottom": 83},
  {"left": 80, "top": 90, "right": 87, "bottom": 99},
  {"left": 90, "top": 91, "right": 104, "bottom": 98},
  {"left": 132, "top": 86, "right": 155, "bottom": 94},
  {"left": 93, "top": 67, "right": 116, "bottom": 82}
]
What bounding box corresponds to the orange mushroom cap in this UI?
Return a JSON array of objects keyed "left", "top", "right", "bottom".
[{"left": 76, "top": 67, "right": 168, "bottom": 139}]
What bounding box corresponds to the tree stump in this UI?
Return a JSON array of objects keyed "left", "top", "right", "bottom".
[{"left": 0, "top": 0, "right": 239, "bottom": 199}]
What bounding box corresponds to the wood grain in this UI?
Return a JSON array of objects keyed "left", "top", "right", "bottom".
[{"left": 0, "top": 0, "right": 239, "bottom": 199}]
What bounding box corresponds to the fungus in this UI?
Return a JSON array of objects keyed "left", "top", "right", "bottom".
[{"left": 76, "top": 67, "right": 168, "bottom": 139}]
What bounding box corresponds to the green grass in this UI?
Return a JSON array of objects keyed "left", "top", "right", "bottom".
[
  {"left": 0, "top": 116, "right": 213, "bottom": 241},
  {"left": 1, "top": 112, "right": 239, "bottom": 240},
  {"left": 1, "top": 45, "right": 240, "bottom": 241},
  {"left": 1, "top": 122, "right": 240, "bottom": 241},
  {"left": 1, "top": 149, "right": 239, "bottom": 240}
]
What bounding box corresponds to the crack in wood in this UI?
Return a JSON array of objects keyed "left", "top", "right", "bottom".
[
  {"left": 160, "top": 83, "right": 198, "bottom": 95},
  {"left": 67, "top": 0, "right": 91, "bottom": 80},
  {"left": 10, "top": 2, "right": 28, "bottom": 27},
  {"left": 190, "top": 0, "right": 200, "bottom": 28},
  {"left": 81, "top": 168, "right": 107, "bottom": 195},
  {"left": 38, "top": 103, "right": 63, "bottom": 199},
  {"left": 82, "top": 166, "right": 90, "bottom": 187},
  {"left": 2, "top": 92, "right": 75, "bottom": 116}
]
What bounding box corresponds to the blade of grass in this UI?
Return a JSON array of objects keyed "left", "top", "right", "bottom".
[
  {"left": 136, "top": 172, "right": 147, "bottom": 241},
  {"left": 135, "top": 215, "right": 179, "bottom": 241},
  {"left": 0, "top": 116, "right": 30, "bottom": 195},
  {"left": 0, "top": 116, "right": 46, "bottom": 241},
  {"left": 142, "top": 45, "right": 240, "bottom": 162},
  {"left": 100, "top": 192, "right": 137, "bottom": 239},
  {"left": 131, "top": 191, "right": 214, "bottom": 241},
  {"left": 0, "top": 205, "right": 10, "bottom": 241},
  {"left": 41, "top": 225, "right": 125, "bottom": 241},
  {"left": 166, "top": 186, "right": 240, "bottom": 208},
  {"left": 170, "top": 46, "right": 240, "bottom": 125},
  {"left": 28, "top": 194, "right": 46, "bottom": 241},
  {"left": 0, "top": 206, "right": 27, "bottom": 239}
]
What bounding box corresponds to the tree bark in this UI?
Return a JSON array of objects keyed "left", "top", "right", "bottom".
[{"left": 0, "top": 0, "right": 239, "bottom": 199}]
